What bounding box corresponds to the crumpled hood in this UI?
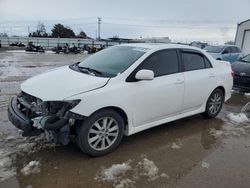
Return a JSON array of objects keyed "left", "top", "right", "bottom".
[{"left": 21, "top": 66, "right": 110, "bottom": 101}]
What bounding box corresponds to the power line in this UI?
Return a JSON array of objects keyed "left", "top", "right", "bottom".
[{"left": 101, "top": 22, "right": 236, "bottom": 30}]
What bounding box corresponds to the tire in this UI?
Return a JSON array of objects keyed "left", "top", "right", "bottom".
[
  {"left": 203, "top": 88, "right": 224, "bottom": 119},
  {"left": 77, "top": 109, "right": 124, "bottom": 157}
]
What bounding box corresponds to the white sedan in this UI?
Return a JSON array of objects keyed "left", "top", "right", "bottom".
[{"left": 8, "top": 44, "right": 233, "bottom": 156}]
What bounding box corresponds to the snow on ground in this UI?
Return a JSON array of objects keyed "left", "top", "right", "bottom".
[
  {"left": 137, "top": 158, "right": 160, "bottom": 181},
  {"left": 0, "top": 133, "right": 54, "bottom": 182},
  {"left": 6, "top": 50, "right": 27, "bottom": 53},
  {"left": 21, "top": 161, "right": 40, "bottom": 176},
  {"left": 171, "top": 142, "right": 182, "bottom": 149},
  {"left": 5, "top": 135, "right": 15, "bottom": 141},
  {"left": 210, "top": 125, "right": 247, "bottom": 138},
  {"left": 241, "top": 102, "right": 250, "bottom": 115},
  {"left": 98, "top": 161, "right": 132, "bottom": 181},
  {"left": 227, "top": 113, "right": 249, "bottom": 124},
  {"left": 17, "top": 143, "right": 37, "bottom": 153},
  {"left": 95, "top": 160, "right": 134, "bottom": 188},
  {"left": 6, "top": 50, "right": 54, "bottom": 54},
  {"left": 201, "top": 161, "right": 210, "bottom": 169},
  {"left": 114, "top": 178, "right": 135, "bottom": 188},
  {"left": 0, "top": 149, "right": 16, "bottom": 181},
  {"left": 95, "top": 157, "right": 169, "bottom": 187},
  {"left": 0, "top": 65, "right": 52, "bottom": 80},
  {"left": 0, "top": 52, "right": 59, "bottom": 80},
  {"left": 210, "top": 112, "right": 250, "bottom": 138},
  {"left": 245, "top": 93, "right": 250, "bottom": 98}
]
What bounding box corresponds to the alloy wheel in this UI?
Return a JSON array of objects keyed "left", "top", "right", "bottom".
[
  {"left": 208, "top": 92, "right": 222, "bottom": 115},
  {"left": 88, "top": 117, "right": 119, "bottom": 151}
]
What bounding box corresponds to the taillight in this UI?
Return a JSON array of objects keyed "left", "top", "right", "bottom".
[{"left": 231, "top": 71, "right": 235, "bottom": 77}]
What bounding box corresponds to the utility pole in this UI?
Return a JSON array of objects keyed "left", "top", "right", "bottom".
[{"left": 97, "top": 17, "right": 101, "bottom": 40}]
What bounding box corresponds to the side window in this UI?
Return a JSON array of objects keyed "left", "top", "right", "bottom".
[
  {"left": 182, "top": 52, "right": 206, "bottom": 71},
  {"left": 222, "top": 47, "right": 231, "bottom": 54},
  {"left": 138, "top": 50, "right": 179, "bottom": 77}
]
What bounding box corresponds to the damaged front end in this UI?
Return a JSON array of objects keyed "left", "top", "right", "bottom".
[{"left": 8, "top": 92, "right": 83, "bottom": 145}]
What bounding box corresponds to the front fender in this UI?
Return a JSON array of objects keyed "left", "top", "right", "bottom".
[{"left": 66, "top": 82, "right": 134, "bottom": 136}]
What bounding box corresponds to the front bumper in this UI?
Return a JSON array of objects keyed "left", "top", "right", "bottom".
[
  {"left": 8, "top": 96, "right": 43, "bottom": 137},
  {"left": 7, "top": 93, "right": 85, "bottom": 142},
  {"left": 8, "top": 97, "right": 34, "bottom": 133}
]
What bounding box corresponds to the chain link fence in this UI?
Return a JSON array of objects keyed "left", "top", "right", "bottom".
[{"left": 0, "top": 37, "right": 137, "bottom": 48}]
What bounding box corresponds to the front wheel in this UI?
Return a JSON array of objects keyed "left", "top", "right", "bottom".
[
  {"left": 203, "top": 89, "right": 224, "bottom": 119},
  {"left": 77, "top": 109, "right": 124, "bottom": 157}
]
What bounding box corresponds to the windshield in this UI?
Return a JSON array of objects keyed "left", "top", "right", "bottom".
[
  {"left": 204, "top": 46, "right": 225, "bottom": 53},
  {"left": 241, "top": 54, "right": 250, "bottom": 63},
  {"left": 78, "top": 46, "right": 147, "bottom": 77}
]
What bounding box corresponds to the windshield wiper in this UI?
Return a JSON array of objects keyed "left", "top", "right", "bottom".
[{"left": 78, "top": 66, "right": 102, "bottom": 75}]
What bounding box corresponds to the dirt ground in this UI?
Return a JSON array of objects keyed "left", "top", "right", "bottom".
[{"left": 0, "top": 50, "right": 250, "bottom": 188}]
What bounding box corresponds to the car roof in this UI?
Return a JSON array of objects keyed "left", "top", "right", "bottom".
[
  {"left": 119, "top": 43, "right": 202, "bottom": 51},
  {"left": 206, "top": 45, "right": 238, "bottom": 48}
]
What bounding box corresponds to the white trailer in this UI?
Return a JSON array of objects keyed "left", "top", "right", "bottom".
[{"left": 235, "top": 19, "right": 250, "bottom": 55}]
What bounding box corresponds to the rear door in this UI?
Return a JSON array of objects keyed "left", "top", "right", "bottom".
[{"left": 180, "top": 50, "right": 216, "bottom": 113}]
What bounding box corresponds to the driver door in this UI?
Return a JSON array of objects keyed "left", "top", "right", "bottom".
[{"left": 125, "top": 49, "right": 184, "bottom": 127}]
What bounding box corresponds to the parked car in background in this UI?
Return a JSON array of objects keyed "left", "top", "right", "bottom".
[
  {"left": 204, "top": 45, "right": 243, "bottom": 63},
  {"left": 26, "top": 42, "right": 45, "bottom": 53},
  {"left": 232, "top": 54, "right": 250, "bottom": 91},
  {"left": 9, "top": 42, "right": 25, "bottom": 47},
  {"left": 8, "top": 44, "right": 233, "bottom": 156}
]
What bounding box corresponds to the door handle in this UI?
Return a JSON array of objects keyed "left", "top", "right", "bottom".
[{"left": 209, "top": 73, "right": 216, "bottom": 78}]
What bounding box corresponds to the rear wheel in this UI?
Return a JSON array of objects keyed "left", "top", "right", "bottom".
[
  {"left": 77, "top": 109, "right": 124, "bottom": 157},
  {"left": 203, "top": 89, "right": 224, "bottom": 118}
]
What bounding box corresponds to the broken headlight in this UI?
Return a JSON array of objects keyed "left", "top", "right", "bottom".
[
  {"left": 66, "top": 99, "right": 81, "bottom": 108},
  {"left": 45, "top": 100, "right": 81, "bottom": 116}
]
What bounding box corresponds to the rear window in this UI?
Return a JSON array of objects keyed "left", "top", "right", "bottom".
[{"left": 181, "top": 52, "right": 212, "bottom": 71}]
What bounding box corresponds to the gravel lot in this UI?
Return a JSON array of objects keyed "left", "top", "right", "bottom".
[{"left": 0, "top": 50, "right": 250, "bottom": 188}]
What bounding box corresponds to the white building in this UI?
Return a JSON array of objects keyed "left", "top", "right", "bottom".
[
  {"left": 141, "top": 37, "right": 171, "bottom": 43},
  {"left": 235, "top": 19, "right": 250, "bottom": 54}
]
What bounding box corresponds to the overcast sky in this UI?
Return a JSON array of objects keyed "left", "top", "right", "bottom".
[{"left": 1, "top": 0, "right": 250, "bottom": 43}]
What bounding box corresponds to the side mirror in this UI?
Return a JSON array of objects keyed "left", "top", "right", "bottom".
[{"left": 135, "top": 69, "right": 154, "bottom": 81}]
